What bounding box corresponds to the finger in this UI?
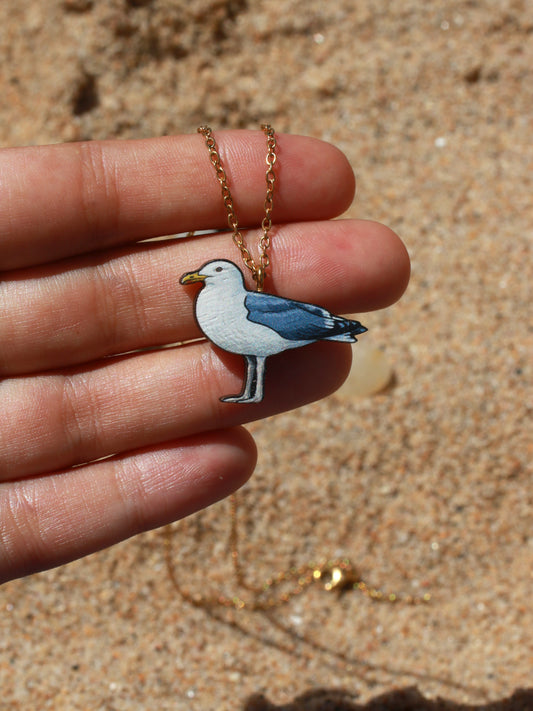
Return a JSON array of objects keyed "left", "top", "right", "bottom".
[
  {"left": 0, "top": 219, "right": 408, "bottom": 376},
  {"left": 0, "top": 132, "right": 355, "bottom": 270},
  {"left": 0, "top": 427, "right": 256, "bottom": 583},
  {"left": 0, "top": 340, "right": 352, "bottom": 480}
]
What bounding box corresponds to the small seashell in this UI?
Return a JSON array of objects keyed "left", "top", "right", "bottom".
[{"left": 337, "top": 340, "right": 394, "bottom": 398}]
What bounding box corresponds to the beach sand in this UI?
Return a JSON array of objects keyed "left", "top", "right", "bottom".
[{"left": 0, "top": 1, "right": 531, "bottom": 709}]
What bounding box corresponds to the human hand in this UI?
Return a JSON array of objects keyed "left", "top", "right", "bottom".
[{"left": 0, "top": 132, "right": 409, "bottom": 583}]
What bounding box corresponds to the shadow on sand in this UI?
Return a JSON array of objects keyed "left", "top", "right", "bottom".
[{"left": 244, "top": 687, "right": 533, "bottom": 711}]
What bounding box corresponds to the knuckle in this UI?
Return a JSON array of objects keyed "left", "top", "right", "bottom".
[
  {"left": 109, "top": 458, "right": 150, "bottom": 534},
  {"left": 91, "top": 255, "right": 149, "bottom": 350},
  {"left": 76, "top": 141, "right": 121, "bottom": 241},
  {"left": 0, "top": 486, "right": 45, "bottom": 579},
  {"left": 60, "top": 374, "right": 102, "bottom": 463}
]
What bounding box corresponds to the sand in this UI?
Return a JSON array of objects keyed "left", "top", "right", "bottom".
[{"left": 0, "top": 1, "right": 531, "bottom": 709}]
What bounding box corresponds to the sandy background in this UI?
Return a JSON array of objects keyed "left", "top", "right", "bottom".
[{"left": 0, "top": 1, "right": 532, "bottom": 709}]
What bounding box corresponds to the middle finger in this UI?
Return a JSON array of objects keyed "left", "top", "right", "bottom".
[{"left": 0, "top": 220, "right": 406, "bottom": 376}]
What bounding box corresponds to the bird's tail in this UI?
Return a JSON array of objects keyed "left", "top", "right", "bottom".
[{"left": 328, "top": 317, "right": 367, "bottom": 342}]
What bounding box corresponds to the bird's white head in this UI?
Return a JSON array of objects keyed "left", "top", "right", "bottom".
[{"left": 180, "top": 259, "right": 245, "bottom": 288}]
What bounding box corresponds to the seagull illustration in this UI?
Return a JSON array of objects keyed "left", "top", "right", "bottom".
[{"left": 180, "top": 259, "right": 367, "bottom": 404}]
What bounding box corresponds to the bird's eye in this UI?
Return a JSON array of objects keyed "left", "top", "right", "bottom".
[{"left": 215, "top": 266, "right": 223, "bottom": 272}]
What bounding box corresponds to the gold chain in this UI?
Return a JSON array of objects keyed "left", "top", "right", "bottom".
[
  {"left": 164, "top": 493, "right": 431, "bottom": 610},
  {"left": 167, "top": 125, "right": 431, "bottom": 610},
  {"left": 197, "top": 124, "right": 277, "bottom": 292}
]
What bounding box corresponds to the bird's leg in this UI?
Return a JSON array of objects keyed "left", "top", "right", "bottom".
[
  {"left": 250, "top": 356, "right": 267, "bottom": 403},
  {"left": 220, "top": 355, "right": 258, "bottom": 404}
]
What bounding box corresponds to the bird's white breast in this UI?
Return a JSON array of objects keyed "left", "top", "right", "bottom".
[{"left": 195, "top": 281, "right": 309, "bottom": 357}]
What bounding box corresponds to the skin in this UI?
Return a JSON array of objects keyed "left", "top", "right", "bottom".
[{"left": 0, "top": 131, "right": 410, "bottom": 584}]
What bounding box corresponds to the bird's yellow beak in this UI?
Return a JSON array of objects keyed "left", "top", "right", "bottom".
[{"left": 180, "top": 270, "right": 206, "bottom": 285}]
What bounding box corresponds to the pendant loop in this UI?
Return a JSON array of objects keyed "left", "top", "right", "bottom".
[{"left": 253, "top": 265, "right": 265, "bottom": 292}]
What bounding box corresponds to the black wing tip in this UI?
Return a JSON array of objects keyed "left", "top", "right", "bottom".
[{"left": 351, "top": 322, "right": 368, "bottom": 335}]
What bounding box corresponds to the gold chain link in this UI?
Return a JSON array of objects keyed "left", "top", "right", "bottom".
[{"left": 197, "top": 124, "right": 277, "bottom": 292}]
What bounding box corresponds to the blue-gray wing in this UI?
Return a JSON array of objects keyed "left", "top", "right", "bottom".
[{"left": 244, "top": 292, "right": 365, "bottom": 341}]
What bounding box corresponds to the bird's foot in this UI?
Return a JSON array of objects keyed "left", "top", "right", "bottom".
[
  {"left": 220, "top": 393, "right": 263, "bottom": 404},
  {"left": 220, "top": 356, "right": 265, "bottom": 404}
]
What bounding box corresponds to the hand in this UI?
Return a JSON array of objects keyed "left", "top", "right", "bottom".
[{"left": 0, "top": 132, "right": 409, "bottom": 583}]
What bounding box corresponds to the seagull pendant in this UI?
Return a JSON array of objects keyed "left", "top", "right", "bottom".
[{"left": 180, "top": 259, "right": 367, "bottom": 404}]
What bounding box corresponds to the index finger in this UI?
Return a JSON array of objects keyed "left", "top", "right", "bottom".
[{"left": 0, "top": 132, "right": 355, "bottom": 271}]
